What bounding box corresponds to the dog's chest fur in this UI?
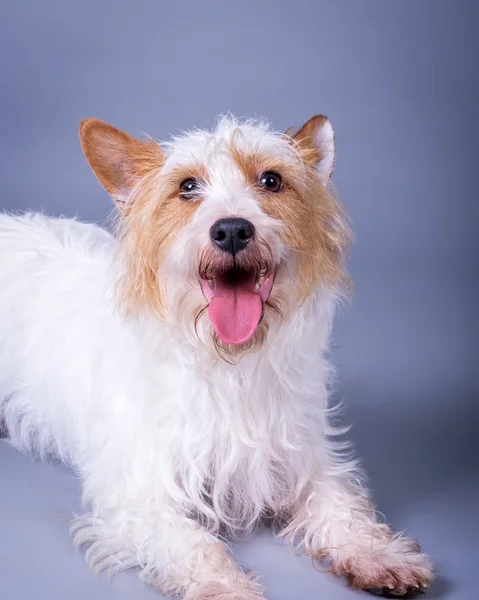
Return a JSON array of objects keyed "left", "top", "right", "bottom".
[{"left": 124, "top": 328, "right": 330, "bottom": 530}]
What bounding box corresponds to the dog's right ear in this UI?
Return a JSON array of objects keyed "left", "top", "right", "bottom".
[
  {"left": 79, "top": 119, "right": 165, "bottom": 206},
  {"left": 287, "top": 115, "right": 335, "bottom": 186}
]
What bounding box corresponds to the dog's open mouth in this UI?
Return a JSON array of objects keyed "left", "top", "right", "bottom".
[{"left": 200, "top": 267, "right": 275, "bottom": 345}]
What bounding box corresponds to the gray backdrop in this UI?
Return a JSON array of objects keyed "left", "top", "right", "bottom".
[{"left": 0, "top": 1, "right": 477, "bottom": 599}]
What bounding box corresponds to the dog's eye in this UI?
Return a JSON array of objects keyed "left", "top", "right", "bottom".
[
  {"left": 179, "top": 178, "right": 201, "bottom": 200},
  {"left": 259, "top": 171, "right": 282, "bottom": 193}
]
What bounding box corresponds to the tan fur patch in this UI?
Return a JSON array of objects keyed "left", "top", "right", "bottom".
[
  {"left": 115, "top": 164, "right": 207, "bottom": 318},
  {"left": 230, "top": 144, "right": 351, "bottom": 304}
]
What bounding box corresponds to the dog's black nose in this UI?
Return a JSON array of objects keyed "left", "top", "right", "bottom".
[{"left": 210, "top": 218, "right": 255, "bottom": 255}]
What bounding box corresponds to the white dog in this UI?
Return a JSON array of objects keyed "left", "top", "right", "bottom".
[{"left": 0, "top": 114, "right": 433, "bottom": 599}]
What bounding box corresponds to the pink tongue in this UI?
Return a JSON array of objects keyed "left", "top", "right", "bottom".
[{"left": 209, "top": 278, "right": 262, "bottom": 345}]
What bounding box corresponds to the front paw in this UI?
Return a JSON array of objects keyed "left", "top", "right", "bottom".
[{"left": 331, "top": 535, "right": 434, "bottom": 597}]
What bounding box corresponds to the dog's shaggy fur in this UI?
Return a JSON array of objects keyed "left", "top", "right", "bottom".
[{"left": 0, "top": 114, "right": 433, "bottom": 598}]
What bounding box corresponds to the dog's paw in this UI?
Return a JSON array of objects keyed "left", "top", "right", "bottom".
[
  {"left": 185, "top": 580, "right": 266, "bottom": 600},
  {"left": 331, "top": 536, "right": 434, "bottom": 597}
]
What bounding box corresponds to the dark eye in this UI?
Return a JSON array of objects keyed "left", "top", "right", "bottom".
[
  {"left": 259, "top": 171, "right": 282, "bottom": 192},
  {"left": 179, "top": 178, "right": 201, "bottom": 200}
]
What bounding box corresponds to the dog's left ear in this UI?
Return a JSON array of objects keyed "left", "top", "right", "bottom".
[{"left": 289, "top": 115, "right": 335, "bottom": 185}]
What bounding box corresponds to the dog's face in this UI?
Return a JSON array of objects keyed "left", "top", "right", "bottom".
[{"left": 80, "top": 115, "right": 350, "bottom": 355}]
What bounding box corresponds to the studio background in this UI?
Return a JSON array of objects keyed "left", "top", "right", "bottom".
[{"left": 0, "top": 1, "right": 477, "bottom": 599}]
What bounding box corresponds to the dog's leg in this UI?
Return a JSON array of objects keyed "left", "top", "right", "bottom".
[
  {"left": 71, "top": 505, "right": 265, "bottom": 600},
  {"left": 280, "top": 471, "right": 434, "bottom": 596}
]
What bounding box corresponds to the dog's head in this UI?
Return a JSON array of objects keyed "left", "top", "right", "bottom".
[{"left": 80, "top": 115, "right": 350, "bottom": 355}]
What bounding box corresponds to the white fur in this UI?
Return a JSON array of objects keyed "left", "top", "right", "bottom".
[
  {"left": 0, "top": 117, "right": 433, "bottom": 599},
  {"left": 314, "top": 118, "right": 335, "bottom": 183}
]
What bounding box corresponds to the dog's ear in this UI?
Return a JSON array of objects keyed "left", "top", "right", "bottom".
[
  {"left": 79, "top": 119, "right": 165, "bottom": 206},
  {"left": 288, "top": 115, "right": 335, "bottom": 185}
]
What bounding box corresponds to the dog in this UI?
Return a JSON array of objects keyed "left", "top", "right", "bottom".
[{"left": 0, "top": 114, "right": 434, "bottom": 599}]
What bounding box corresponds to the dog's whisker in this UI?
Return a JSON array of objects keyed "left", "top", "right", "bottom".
[{"left": 284, "top": 245, "right": 320, "bottom": 259}]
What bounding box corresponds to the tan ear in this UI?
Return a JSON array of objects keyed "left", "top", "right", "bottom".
[
  {"left": 79, "top": 119, "right": 165, "bottom": 204},
  {"left": 290, "top": 115, "right": 335, "bottom": 185}
]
